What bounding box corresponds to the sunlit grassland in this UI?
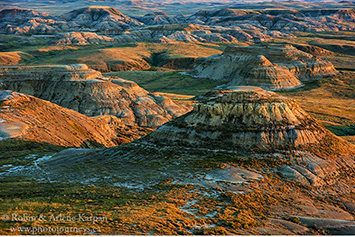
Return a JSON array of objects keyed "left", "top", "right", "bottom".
[
  {"left": 279, "top": 71, "right": 355, "bottom": 140},
  {"left": 104, "top": 71, "right": 225, "bottom": 96},
  {"left": 0, "top": 39, "right": 224, "bottom": 70},
  {"left": 0, "top": 160, "right": 297, "bottom": 235}
]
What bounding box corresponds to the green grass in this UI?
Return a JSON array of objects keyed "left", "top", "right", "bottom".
[
  {"left": 0, "top": 177, "right": 271, "bottom": 235},
  {"left": 325, "top": 125, "right": 355, "bottom": 136},
  {"left": 279, "top": 71, "right": 355, "bottom": 127},
  {"left": 0, "top": 140, "right": 64, "bottom": 170},
  {"left": 104, "top": 71, "right": 224, "bottom": 95}
]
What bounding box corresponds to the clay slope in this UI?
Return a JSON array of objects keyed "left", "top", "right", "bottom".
[
  {"left": 0, "top": 90, "right": 149, "bottom": 147},
  {"left": 0, "top": 64, "right": 192, "bottom": 127},
  {"left": 188, "top": 44, "right": 337, "bottom": 90}
]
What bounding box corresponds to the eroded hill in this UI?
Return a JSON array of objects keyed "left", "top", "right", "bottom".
[
  {"left": 0, "top": 90, "right": 150, "bottom": 147},
  {"left": 1, "top": 7, "right": 355, "bottom": 44},
  {"left": 188, "top": 44, "right": 337, "bottom": 90},
  {"left": 1, "top": 87, "right": 354, "bottom": 234},
  {"left": 0, "top": 64, "right": 192, "bottom": 127}
]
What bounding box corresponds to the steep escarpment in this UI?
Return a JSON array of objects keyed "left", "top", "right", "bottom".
[
  {"left": 0, "top": 90, "right": 149, "bottom": 147},
  {"left": 189, "top": 44, "right": 338, "bottom": 90},
  {"left": 0, "top": 64, "right": 192, "bottom": 127}
]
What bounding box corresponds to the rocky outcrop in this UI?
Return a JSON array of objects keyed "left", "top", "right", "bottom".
[
  {"left": 0, "top": 90, "right": 150, "bottom": 147},
  {"left": 146, "top": 88, "right": 339, "bottom": 151},
  {"left": 188, "top": 44, "right": 338, "bottom": 90},
  {"left": 0, "top": 64, "right": 192, "bottom": 127},
  {"left": 187, "top": 8, "right": 355, "bottom": 32},
  {"left": 145, "top": 87, "right": 355, "bottom": 186},
  {"left": 0, "top": 64, "right": 102, "bottom": 81}
]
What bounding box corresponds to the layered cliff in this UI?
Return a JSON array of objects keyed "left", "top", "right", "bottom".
[
  {"left": 0, "top": 90, "right": 149, "bottom": 147},
  {"left": 188, "top": 44, "right": 338, "bottom": 90},
  {"left": 0, "top": 64, "right": 192, "bottom": 127}
]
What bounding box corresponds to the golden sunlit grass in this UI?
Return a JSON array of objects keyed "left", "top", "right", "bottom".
[
  {"left": 71, "top": 42, "right": 223, "bottom": 67},
  {"left": 105, "top": 71, "right": 225, "bottom": 95},
  {"left": 0, "top": 51, "right": 32, "bottom": 66},
  {"left": 80, "top": 44, "right": 150, "bottom": 63},
  {"left": 156, "top": 92, "right": 194, "bottom": 100},
  {"left": 1, "top": 165, "right": 329, "bottom": 235},
  {"left": 155, "top": 92, "right": 195, "bottom": 106},
  {"left": 0, "top": 178, "right": 288, "bottom": 235},
  {"left": 272, "top": 32, "right": 355, "bottom": 58},
  {"left": 5, "top": 42, "right": 223, "bottom": 72},
  {"left": 280, "top": 72, "right": 355, "bottom": 127},
  {"left": 37, "top": 45, "right": 79, "bottom": 52},
  {"left": 342, "top": 136, "right": 355, "bottom": 145}
]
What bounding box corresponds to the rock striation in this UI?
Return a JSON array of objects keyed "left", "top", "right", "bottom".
[
  {"left": 188, "top": 44, "right": 338, "bottom": 90},
  {"left": 145, "top": 87, "right": 355, "bottom": 186},
  {"left": 0, "top": 90, "right": 150, "bottom": 147},
  {"left": 0, "top": 64, "right": 192, "bottom": 127},
  {"left": 146, "top": 88, "right": 337, "bottom": 151}
]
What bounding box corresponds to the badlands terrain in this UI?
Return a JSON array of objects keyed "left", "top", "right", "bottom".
[{"left": 0, "top": 0, "right": 355, "bottom": 235}]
